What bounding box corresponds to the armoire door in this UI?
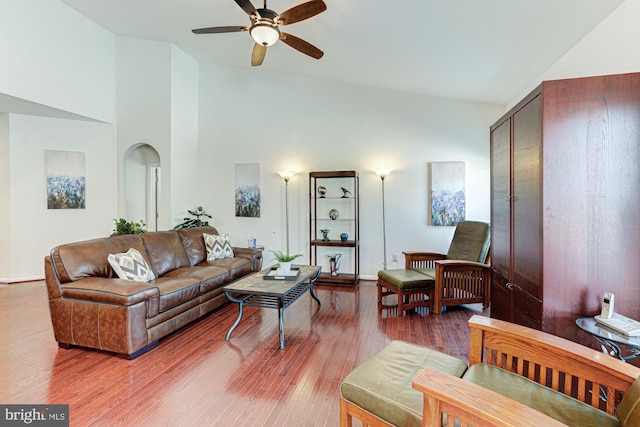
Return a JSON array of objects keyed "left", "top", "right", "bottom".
[
  {"left": 490, "top": 118, "right": 511, "bottom": 280},
  {"left": 511, "top": 94, "right": 542, "bottom": 300}
]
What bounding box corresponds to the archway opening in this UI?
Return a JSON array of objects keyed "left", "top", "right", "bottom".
[{"left": 123, "top": 144, "right": 161, "bottom": 231}]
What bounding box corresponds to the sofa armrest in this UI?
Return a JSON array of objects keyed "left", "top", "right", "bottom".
[
  {"left": 232, "top": 247, "right": 263, "bottom": 272},
  {"left": 468, "top": 315, "right": 640, "bottom": 415},
  {"left": 413, "top": 368, "right": 566, "bottom": 427},
  {"left": 402, "top": 251, "right": 446, "bottom": 269},
  {"left": 58, "top": 277, "right": 160, "bottom": 317},
  {"left": 59, "top": 277, "right": 159, "bottom": 306}
]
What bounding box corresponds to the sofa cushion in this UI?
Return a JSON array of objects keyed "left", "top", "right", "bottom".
[
  {"left": 50, "top": 234, "right": 147, "bottom": 282},
  {"left": 203, "top": 257, "right": 252, "bottom": 281},
  {"left": 162, "top": 265, "right": 230, "bottom": 294},
  {"left": 340, "top": 340, "right": 468, "bottom": 427},
  {"left": 107, "top": 248, "right": 156, "bottom": 282},
  {"left": 177, "top": 226, "right": 219, "bottom": 266},
  {"left": 462, "top": 363, "right": 620, "bottom": 427},
  {"left": 141, "top": 231, "right": 191, "bottom": 277},
  {"left": 152, "top": 277, "right": 202, "bottom": 313},
  {"left": 204, "top": 233, "right": 234, "bottom": 260},
  {"left": 616, "top": 375, "right": 640, "bottom": 426}
]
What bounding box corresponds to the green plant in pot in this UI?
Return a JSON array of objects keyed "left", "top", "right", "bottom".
[
  {"left": 174, "top": 206, "right": 212, "bottom": 230},
  {"left": 270, "top": 250, "right": 303, "bottom": 275},
  {"left": 111, "top": 218, "right": 147, "bottom": 236}
]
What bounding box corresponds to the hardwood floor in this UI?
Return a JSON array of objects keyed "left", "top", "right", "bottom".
[{"left": 0, "top": 280, "right": 488, "bottom": 426}]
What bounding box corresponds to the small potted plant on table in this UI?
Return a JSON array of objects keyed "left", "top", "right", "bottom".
[{"left": 270, "top": 250, "right": 303, "bottom": 275}]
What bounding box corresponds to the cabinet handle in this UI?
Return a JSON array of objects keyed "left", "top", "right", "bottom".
[{"left": 506, "top": 282, "right": 515, "bottom": 290}]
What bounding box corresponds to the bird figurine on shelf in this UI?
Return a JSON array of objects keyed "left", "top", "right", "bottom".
[{"left": 340, "top": 187, "right": 352, "bottom": 198}]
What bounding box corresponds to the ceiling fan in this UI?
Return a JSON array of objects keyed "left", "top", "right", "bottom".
[{"left": 192, "top": 0, "right": 327, "bottom": 67}]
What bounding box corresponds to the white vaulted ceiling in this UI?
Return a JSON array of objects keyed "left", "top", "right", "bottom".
[{"left": 59, "top": 0, "right": 624, "bottom": 105}]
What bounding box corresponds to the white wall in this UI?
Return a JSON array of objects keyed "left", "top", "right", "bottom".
[
  {"left": 0, "top": 115, "right": 10, "bottom": 278},
  {"left": 508, "top": 0, "right": 639, "bottom": 109},
  {"left": 116, "top": 37, "right": 173, "bottom": 230},
  {"left": 197, "top": 64, "right": 503, "bottom": 278},
  {"left": 0, "top": 0, "right": 118, "bottom": 282},
  {"left": 0, "top": 0, "right": 116, "bottom": 123},
  {"left": 1, "top": 114, "right": 115, "bottom": 281},
  {"left": 170, "top": 46, "right": 200, "bottom": 225},
  {"left": 116, "top": 38, "right": 201, "bottom": 230}
]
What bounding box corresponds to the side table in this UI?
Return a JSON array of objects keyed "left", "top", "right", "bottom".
[{"left": 576, "top": 317, "right": 640, "bottom": 361}]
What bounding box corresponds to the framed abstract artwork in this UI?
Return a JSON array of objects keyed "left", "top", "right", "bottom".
[
  {"left": 235, "top": 163, "right": 261, "bottom": 217},
  {"left": 46, "top": 150, "right": 86, "bottom": 209},
  {"left": 430, "top": 162, "right": 465, "bottom": 226}
]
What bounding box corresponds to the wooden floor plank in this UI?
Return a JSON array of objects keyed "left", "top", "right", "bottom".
[{"left": 0, "top": 280, "right": 487, "bottom": 426}]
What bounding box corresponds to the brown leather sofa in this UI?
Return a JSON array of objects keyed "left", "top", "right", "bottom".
[{"left": 44, "top": 226, "right": 263, "bottom": 358}]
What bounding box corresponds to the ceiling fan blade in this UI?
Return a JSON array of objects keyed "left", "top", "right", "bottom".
[
  {"left": 235, "top": 0, "right": 258, "bottom": 17},
  {"left": 251, "top": 43, "right": 267, "bottom": 66},
  {"left": 280, "top": 32, "right": 323, "bottom": 59},
  {"left": 192, "top": 26, "right": 248, "bottom": 34},
  {"left": 276, "top": 0, "right": 327, "bottom": 26}
]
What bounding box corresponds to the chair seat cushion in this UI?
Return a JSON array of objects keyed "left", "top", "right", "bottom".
[
  {"left": 411, "top": 267, "right": 435, "bottom": 278},
  {"left": 340, "top": 340, "right": 468, "bottom": 427},
  {"left": 378, "top": 269, "right": 434, "bottom": 290},
  {"left": 463, "top": 364, "right": 621, "bottom": 427}
]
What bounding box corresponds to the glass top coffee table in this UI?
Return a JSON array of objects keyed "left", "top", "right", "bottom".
[
  {"left": 223, "top": 265, "right": 321, "bottom": 349},
  {"left": 576, "top": 317, "right": 640, "bottom": 361}
]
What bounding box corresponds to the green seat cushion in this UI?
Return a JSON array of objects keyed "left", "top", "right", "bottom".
[
  {"left": 378, "top": 269, "right": 434, "bottom": 290},
  {"left": 340, "top": 340, "right": 468, "bottom": 427},
  {"left": 463, "top": 364, "right": 620, "bottom": 427},
  {"left": 411, "top": 267, "right": 436, "bottom": 279}
]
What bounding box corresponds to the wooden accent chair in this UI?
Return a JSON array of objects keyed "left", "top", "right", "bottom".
[
  {"left": 340, "top": 315, "right": 640, "bottom": 427},
  {"left": 378, "top": 221, "right": 491, "bottom": 315}
]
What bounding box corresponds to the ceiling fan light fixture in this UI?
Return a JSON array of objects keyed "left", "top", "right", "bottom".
[{"left": 250, "top": 23, "right": 280, "bottom": 46}]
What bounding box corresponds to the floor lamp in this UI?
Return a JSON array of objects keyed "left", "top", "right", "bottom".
[
  {"left": 374, "top": 168, "right": 391, "bottom": 269},
  {"left": 277, "top": 170, "right": 296, "bottom": 255}
]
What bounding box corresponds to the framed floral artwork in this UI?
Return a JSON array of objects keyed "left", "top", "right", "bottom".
[
  {"left": 235, "top": 163, "right": 260, "bottom": 217},
  {"left": 46, "top": 150, "right": 86, "bottom": 209},
  {"left": 430, "top": 162, "right": 465, "bottom": 226}
]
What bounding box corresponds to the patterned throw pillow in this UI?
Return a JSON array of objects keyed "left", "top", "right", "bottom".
[
  {"left": 107, "top": 248, "right": 156, "bottom": 282},
  {"left": 204, "top": 233, "right": 234, "bottom": 261}
]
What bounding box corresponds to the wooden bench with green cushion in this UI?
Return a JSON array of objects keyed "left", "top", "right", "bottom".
[
  {"left": 378, "top": 269, "right": 434, "bottom": 314},
  {"left": 340, "top": 340, "right": 468, "bottom": 427},
  {"left": 340, "top": 316, "right": 640, "bottom": 426}
]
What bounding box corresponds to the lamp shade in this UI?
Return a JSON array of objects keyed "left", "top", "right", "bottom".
[
  {"left": 250, "top": 24, "right": 280, "bottom": 46},
  {"left": 278, "top": 170, "right": 296, "bottom": 181},
  {"left": 374, "top": 168, "right": 392, "bottom": 179}
]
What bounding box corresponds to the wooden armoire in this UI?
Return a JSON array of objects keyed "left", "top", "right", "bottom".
[{"left": 490, "top": 72, "right": 640, "bottom": 345}]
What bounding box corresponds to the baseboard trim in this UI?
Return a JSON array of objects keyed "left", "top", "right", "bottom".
[{"left": 0, "top": 275, "right": 45, "bottom": 284}]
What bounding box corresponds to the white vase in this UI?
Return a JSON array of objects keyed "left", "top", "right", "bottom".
[
  {"left": 277, "top": 261, "right": 292, "bottom": 275},
  {"left": 326, "top": 254, "right": 342, "bottom": 276}
]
